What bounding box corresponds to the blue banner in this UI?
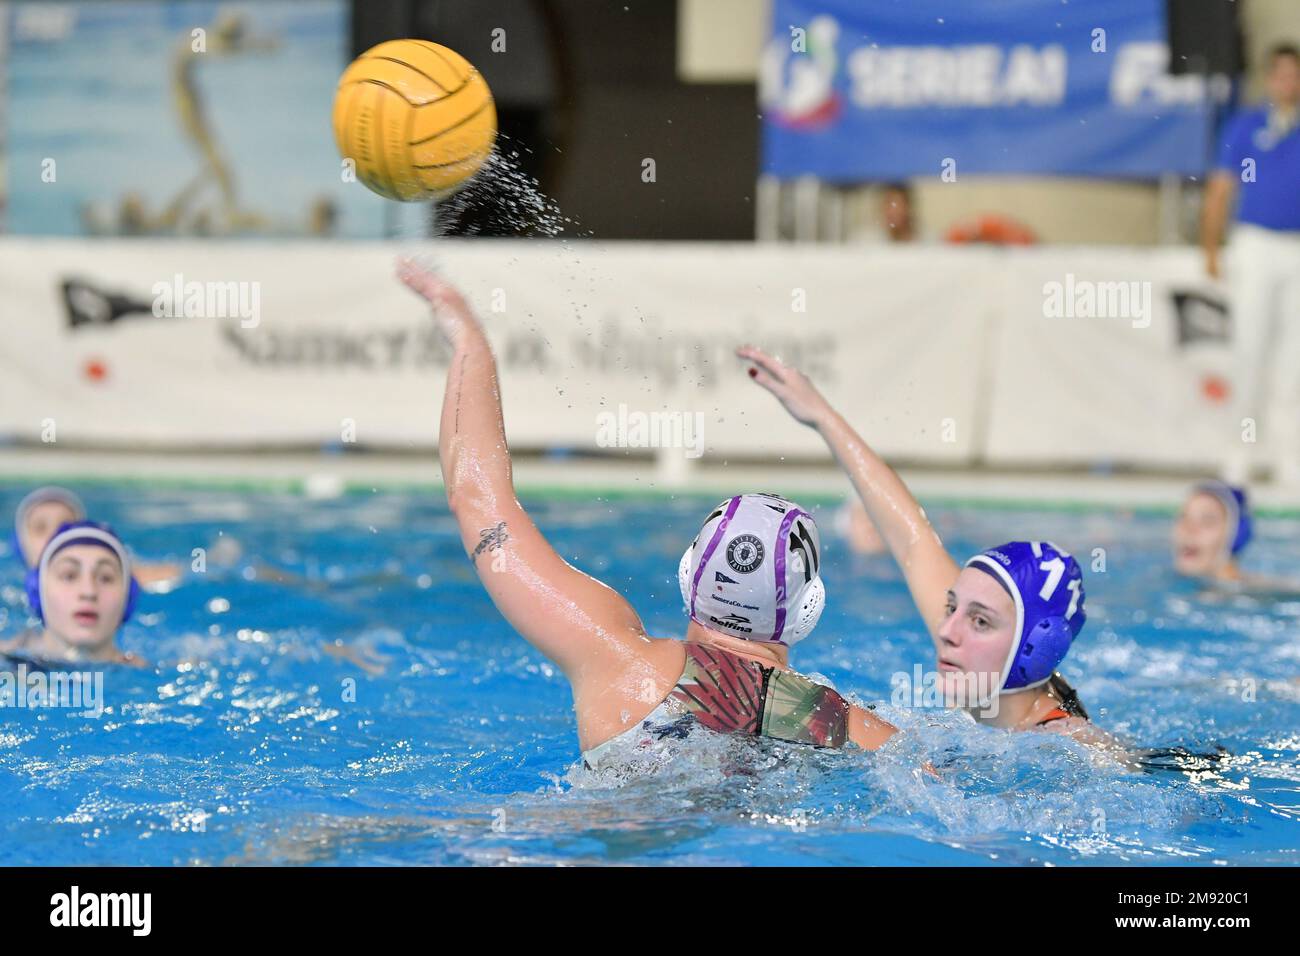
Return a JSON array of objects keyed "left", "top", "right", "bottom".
[{"left": 760, "top": 0, "right": 1223, "bottom": 180}]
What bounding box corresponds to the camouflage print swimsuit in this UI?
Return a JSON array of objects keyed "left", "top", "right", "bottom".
[{"left": 581, "top": 642, "right": 851, "bottom": 770}]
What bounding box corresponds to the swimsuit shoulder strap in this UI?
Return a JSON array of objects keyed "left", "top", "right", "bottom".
[
  {"left": 1036, "top": 706, "right": 1072, "bottom": 726},
  {"left": 762, "top": 668, "right": 850, "bottom": 748}
]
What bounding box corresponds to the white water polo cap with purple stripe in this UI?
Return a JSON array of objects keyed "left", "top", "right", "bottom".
[{"left": 677, "top": 493, "right": 825, "bottom": 646}]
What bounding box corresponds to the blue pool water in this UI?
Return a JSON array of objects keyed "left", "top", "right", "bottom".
[{"left": 2, "top": 481, "right": 1298, "bottom": 866}]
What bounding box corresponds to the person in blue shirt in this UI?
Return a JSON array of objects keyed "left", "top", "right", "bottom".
[{"left": 1201, "top": 43, "right": 1300, "bottom": 488}]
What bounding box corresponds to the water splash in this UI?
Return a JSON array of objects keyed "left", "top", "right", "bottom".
[{"left": 431, "top": 140, "right": 587, "bottom": 239}]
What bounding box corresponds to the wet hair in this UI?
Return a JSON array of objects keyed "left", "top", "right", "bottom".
[
  {"left": 1268, "top": 43, "right": 1300, "bottom": 68},
  {"left": 1047, "top": 673, "right": 1088, "bottom": 720}
]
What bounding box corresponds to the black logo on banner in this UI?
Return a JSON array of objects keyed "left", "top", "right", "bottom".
[
  {"left": 61, "top": 278, "right": 159, "bottom": 329},
  {"left": 1172, "top": 291, "right": 1231, "bottom": 347}
]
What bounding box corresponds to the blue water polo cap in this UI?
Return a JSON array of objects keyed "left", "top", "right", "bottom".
[
  {"left": 25, "top": 521, "right": 140, "bottom": 627},
  {"left": 1193, "top": 480, "right": 1253, "bottom": 557},
  {"left": 965, "top": 541, "right": 1087, "bottom": 692}
]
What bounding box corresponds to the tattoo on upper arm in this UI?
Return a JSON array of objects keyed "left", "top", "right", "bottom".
[{"left": 471, "top": 521, "right": 509, "bottom": 565}]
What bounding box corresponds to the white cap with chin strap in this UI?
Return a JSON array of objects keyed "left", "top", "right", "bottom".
[
  {"left": 13, "top": 486, "right": 88, "bottom": 568},
  {"left": 677, "top": 493, "right": 825, "bottom": 646},
  {"left": 15, "top": 486, "right": 87, "bottom": 530}
]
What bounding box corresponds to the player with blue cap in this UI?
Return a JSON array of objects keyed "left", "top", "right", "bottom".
[
  {"left": 1170, "top": 481, "right": 1300, "bottom": 595},
  {"left": 1173, "top": 480, "right": 1253, "bottom": 583},
  {"left": 742, "top": 345, "right": 1103, "bottom": 737},
  {"left": 2, "top": 520, "right": 145, "bottom": 666},
  {"left": 963, "top": 541, "right": 1087, "bottom": 695}
]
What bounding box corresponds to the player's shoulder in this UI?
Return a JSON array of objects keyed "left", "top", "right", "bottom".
[
  {"left": 0, "top": 629, "right": 39, "bottom": 654},
  {"left": 1225, "top": 105, "right": 1269, "bottom": 136},
  {"left": 1037, "top": 714, "right": 1090, "bottom": 735}
]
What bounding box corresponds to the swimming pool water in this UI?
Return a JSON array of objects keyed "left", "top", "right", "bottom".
[{"left": 1, "top": 481, "right": 1298, "bottom": 866}]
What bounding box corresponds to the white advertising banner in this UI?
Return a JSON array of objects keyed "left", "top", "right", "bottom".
[
  {"left": 0, "top": 240, "right": 994, "bottom": 461},
  {"left": 984, "top": 249, "right": 1235, "bottom": 470},
  {"left": 0, "top": 239, "right": 1237, "bottom": 468}
]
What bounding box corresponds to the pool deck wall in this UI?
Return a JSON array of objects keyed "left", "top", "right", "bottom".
[{"left": 3, "top": 448, "right": 1300, "bottom": 516}]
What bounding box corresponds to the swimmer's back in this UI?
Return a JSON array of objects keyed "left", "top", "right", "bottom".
[{"left": 582, "top": 640, "right": 857, "bottom": 770}]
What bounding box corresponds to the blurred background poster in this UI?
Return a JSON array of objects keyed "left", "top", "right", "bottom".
[
  {"left": 761, "top": 0, "right": 1229, "bottom": 180},
  {"left": 4, "top": 0, "right": 387, "bottom": 237}
]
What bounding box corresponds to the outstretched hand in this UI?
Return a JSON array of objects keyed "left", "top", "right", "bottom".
[
  {"left": 736, "top": 345, "right": 834, "bottom": 428},
  {"left": 396, "top": 257, "right": 482, "bottom": 347}
]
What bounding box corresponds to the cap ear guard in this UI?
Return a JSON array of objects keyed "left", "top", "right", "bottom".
[
  {"left": 24, "top": 564, "right": 42, "bottom": 620},
  {"left": 787, "top": 576, "right": 825, "bottom": 645},
  {"left": 1003, "top": 615, "right": 1074, "bottom": 689},
  {"left": 1233, "top": 509, "right": 1254, "bottom": 556},
  {"left": 1194, "top": 481, "right": 1253, "bottom": 558}
]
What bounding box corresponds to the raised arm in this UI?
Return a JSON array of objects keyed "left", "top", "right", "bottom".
[
  {"left": 738, "top": 346, "right": 959, "bottom": 638},
  {"left": 400, "top": 259, "right": 648, "bottom": 680}
]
